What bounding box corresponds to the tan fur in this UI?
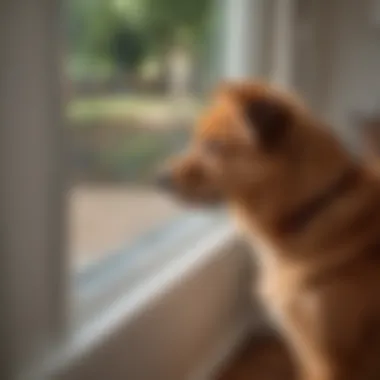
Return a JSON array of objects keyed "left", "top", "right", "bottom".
[{"left": 162, "top": 81, "right": 380, "bottom": 380}]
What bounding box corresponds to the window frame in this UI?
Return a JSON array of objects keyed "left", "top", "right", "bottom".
[{"left": 0, "top": 0, "right": 67, "bottom": 377}]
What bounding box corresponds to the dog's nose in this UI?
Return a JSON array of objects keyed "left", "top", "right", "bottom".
[{"left": 156, "top": 170, "right": 174, "bottom": 191}]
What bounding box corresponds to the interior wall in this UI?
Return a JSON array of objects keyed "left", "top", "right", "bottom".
[
  {"left": 328, "top": 0, "right": 380, "bottom": 144},
  {"left": 292, "top": 0, "right": 380, "bottom": 150},
  {"left": 304, "top": 0, "right": 380, "bottom": 149}
]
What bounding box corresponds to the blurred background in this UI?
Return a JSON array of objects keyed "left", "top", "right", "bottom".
[{"left": 65, "top": 0, "right": 220, "bottom": 269}]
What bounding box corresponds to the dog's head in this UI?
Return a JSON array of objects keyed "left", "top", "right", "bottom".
[{"left": 157, "top": 81, "right": 302, "bottom": 206}]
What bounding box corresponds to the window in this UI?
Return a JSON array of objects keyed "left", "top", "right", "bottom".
[
  {"left": 66, "top": 0, "right": 216, "bottom": 267},
  {"left": 64, "top": 0, "right": 228, "bottom": 318}
]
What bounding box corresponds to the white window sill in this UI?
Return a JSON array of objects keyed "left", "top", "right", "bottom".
[
  {"left": 73, "top": 212, "right": 227, "bottom": 326},
  {"left": 24, "top": 220, "right": 264, "bottom": 380}
]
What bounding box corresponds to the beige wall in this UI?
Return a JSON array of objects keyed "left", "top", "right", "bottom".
[
  {"left": 328, "top": 0, "right": 380, "bottom": 133},
  {"left": 293, "top": 0, "right": 380, "bottom": 149}
]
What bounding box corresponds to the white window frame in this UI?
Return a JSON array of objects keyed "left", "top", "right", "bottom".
[
  {"left": 0, "top": 0, "right": 274, "bottom": 379},
  {"left": 0, "top": 0, "right": 67, "bottom": 378}
]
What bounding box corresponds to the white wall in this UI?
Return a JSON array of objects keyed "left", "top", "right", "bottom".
[
  {"left": 319, "top": 0, "right": 380, "bottom": 147},
  {"left": 289, "top": 0, "right": 380, "bottom": 150}
]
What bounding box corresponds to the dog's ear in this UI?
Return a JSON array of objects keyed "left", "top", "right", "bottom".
[
  {"left": 218, "top": 82, "right": 293, "bottom": 150},
  {"left": 242, "top": 96, "right": 292, "bottom": 149}
]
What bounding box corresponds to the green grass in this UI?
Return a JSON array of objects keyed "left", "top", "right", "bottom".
[
  {"left": 67, "top": 94, "right": 200, "bottom": 124},
  {"left": 67, "top": 94, "right": 194, "bottom": 182},
  {"left": 97, "top": 131, "right": 185, "bottom": 180}
]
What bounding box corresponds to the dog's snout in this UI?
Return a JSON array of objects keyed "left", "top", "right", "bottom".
[{"left": 156, "top": 170, "right": 174, "bottom": 191}]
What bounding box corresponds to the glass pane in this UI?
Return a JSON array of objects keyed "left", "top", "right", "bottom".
[{"left": 64, "top": 0, "right": 221, "bottom": 271}]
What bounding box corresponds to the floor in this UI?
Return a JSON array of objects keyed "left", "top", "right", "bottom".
[{"left": 218, "top": 333, "right": 295, "bottom": 380}]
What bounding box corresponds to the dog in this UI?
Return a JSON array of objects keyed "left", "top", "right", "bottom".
[{"left": 157, "top": 81, "right": 380, "bottom": 380}]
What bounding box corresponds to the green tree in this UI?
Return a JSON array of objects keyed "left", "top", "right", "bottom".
[
  {"left": 66, "top": 0, "right": 213, "bottom": 77},
  {"left": 139, "top": 0, "right": 212, "bottom": 52},
  {"left": 109, "top": 25, "right": 146, "bottom": 71},
  {"left": 67, "top": 0, "right": 117, "bottom": 60}
]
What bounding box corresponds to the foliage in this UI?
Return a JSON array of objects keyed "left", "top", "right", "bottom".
[
  {"left": 67, "top": 0, "right": 146, "bottom": 72},
  {"left": 138, "top": 0, "right": 213, "bottom": 52},
  {"left": 109, "top": 24, "right": 146, "bottom": 71},
  {"left": 67, "top": 0, "right": 213, "bottom": 76}
]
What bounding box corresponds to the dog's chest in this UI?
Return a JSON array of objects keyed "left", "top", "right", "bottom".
[
  {"left": 261, "top": 272, "right": 319, "bottom": 341},
  {"left": 247, "top": 235, "right": 315, "bottom": 331},
  {"left": 247, "top": 236, "right": 287, "bottom": 321},
  {"left": 233, "top": 211, "right": 315, "bottom": 330}
]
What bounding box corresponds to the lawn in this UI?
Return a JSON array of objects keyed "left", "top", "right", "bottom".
[
  {"left": 67, "top": 94, "right": 201, "bottom": 124},
  {"left": 67, "top": 94, "right": 196, "bottom": 183}
]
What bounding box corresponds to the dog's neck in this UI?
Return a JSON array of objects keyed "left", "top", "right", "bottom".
[
  {"left": 277, "top": 166, "right": 359, "bottom": 234},
  {"left": 230, "top": 126, "right": 363, "bottom": 266},
  {"left": 230, "top": 166, "right": 362, "bottom": 279},
  {"left": 231, "top": 166, "right": 358, "bottom": 244}
]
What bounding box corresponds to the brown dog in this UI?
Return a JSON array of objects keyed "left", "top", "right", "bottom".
[{"left": 158, "top": 81, "right": 380, "bottom": 380}]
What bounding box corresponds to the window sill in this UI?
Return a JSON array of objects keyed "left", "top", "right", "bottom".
[
  {"left": 25, "top": 218, "right": 263, "bottom": 380},
  {"left": 73, "top": 211, "right": 228, "bottom": 326}
]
